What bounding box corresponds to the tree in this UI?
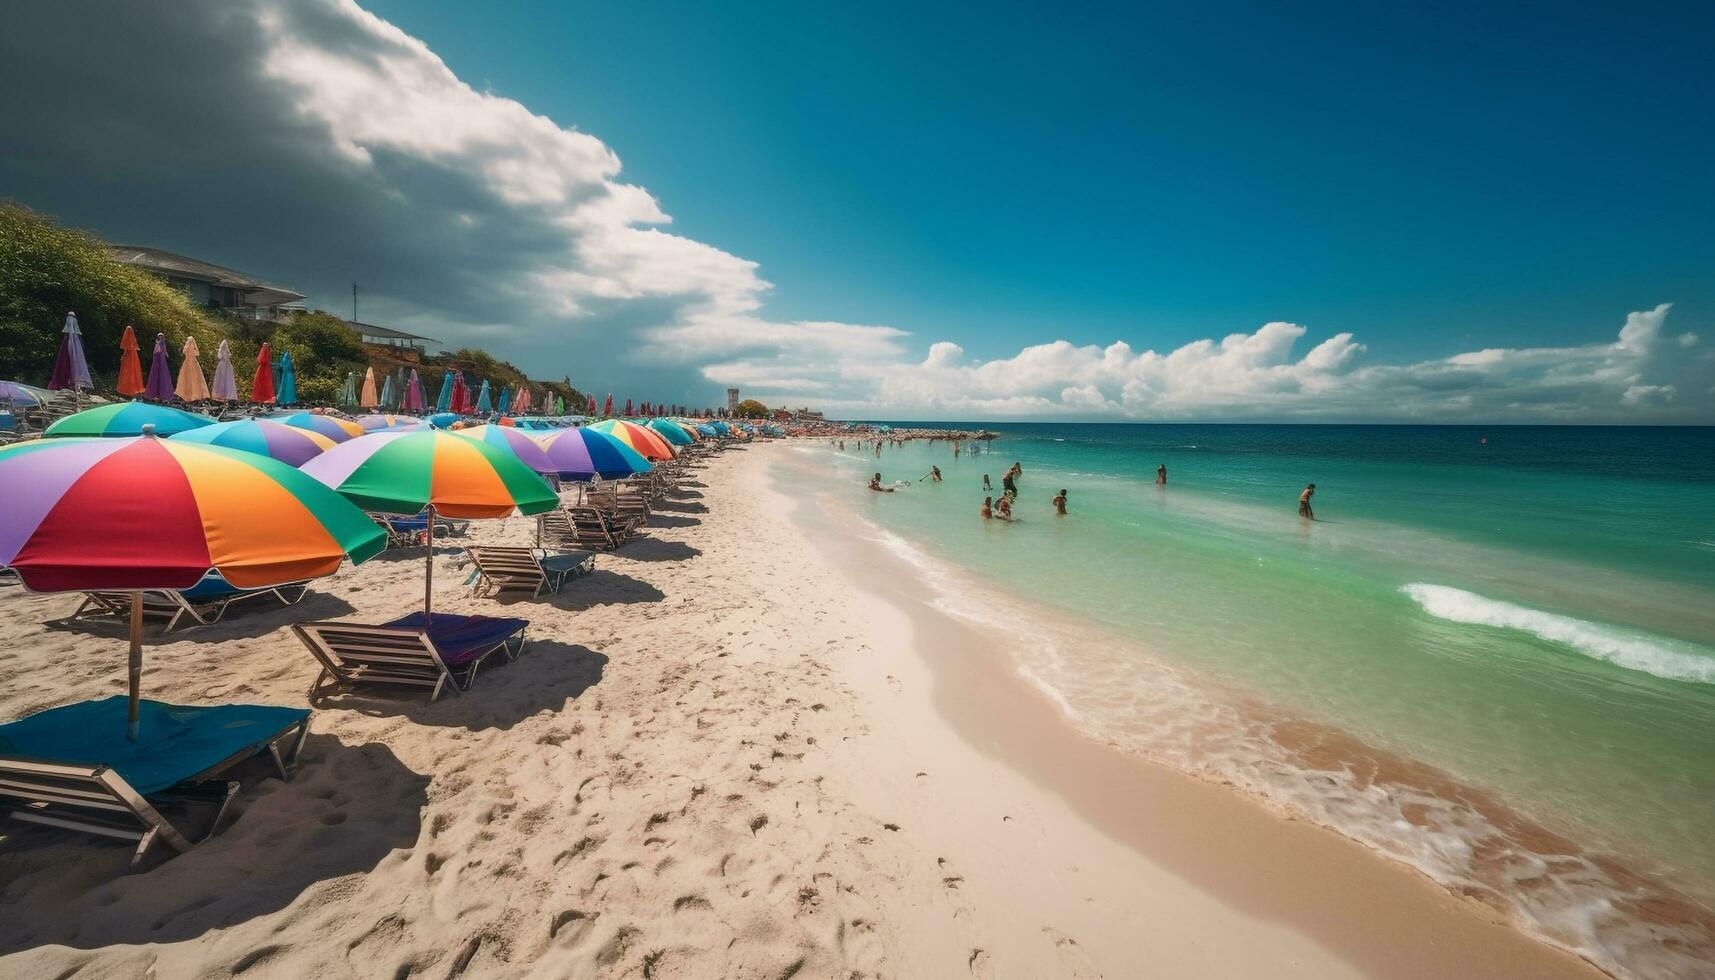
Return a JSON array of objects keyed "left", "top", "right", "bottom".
[{"left": 734, "top": 398, "right": 770, "bottom": 419}]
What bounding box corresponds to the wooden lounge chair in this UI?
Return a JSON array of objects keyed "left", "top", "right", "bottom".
[
  {"left": 369, "top": 512, "right": 474, "bottom": 549},
  {"left": 542, "top": 507, "right": 632, "bottom": 551},
  {"left": 293, "top": 612, "right": 529, "bottom": 702},
  {"left": 0, "top": 697, "right": 310, "bottom": 870},
  {"left": 467, "top": 546, "right": 596, "bottom": 598},
  {"left": 71, "top": 574, "right": 309, "bottom": 634}
]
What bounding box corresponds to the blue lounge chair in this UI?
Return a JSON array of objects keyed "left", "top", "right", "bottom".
[
  {"left": 293, "top": 612, "right": 528, "bottom": 702},
  {"left": 0, "top": 697, "right": 310, "bottom": 869},
  {"left": 370, "top": 512, "right": 473, "bottom": 549},
  {"left": 72, "top": 571, "right": 310, "bottom": 634}
]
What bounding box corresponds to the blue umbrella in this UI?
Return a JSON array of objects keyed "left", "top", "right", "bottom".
[
  {"left": 497, "top": 386, "right": 512, "bottom": 414},
  {"left": 475, "top": 380, "right": 493, "bottom": 414},
  {"left": 379, "top": 374, "right": 396, "bottom": 410},
  {"left": 436, "top": 372, "right": 453, "bottom": 412},
  {"left": 276, "top": 351, "right": 298, "bottom": 406},
  {"left": 426, "top": 412, "right": 461, "bottom": 429}
]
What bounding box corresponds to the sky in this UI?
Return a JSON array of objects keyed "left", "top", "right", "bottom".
[{"left": 2, "top": 0, "right": 1711, "bottom": 421}]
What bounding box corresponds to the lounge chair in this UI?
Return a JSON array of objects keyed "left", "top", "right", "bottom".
[
  {"left": 370, "top": 512, "right": 474, "bottom": 549},
  {"left": 467, "top": 545, "right": 596, "bottom": 598},
  {"left": 588, "top": 481, "right": 652, "bottom": 523},
  {"left": 71, "top": 572, "right": 310, "bottom": 634},
  {"left": 0, "top": 697, "right": 310, "bottom": 869},
  {"left": 293, "top": 612, "right": 528, "bottom": 702},
  {"left": 541, "top": 507, "right": 633, "bottom": 551}
]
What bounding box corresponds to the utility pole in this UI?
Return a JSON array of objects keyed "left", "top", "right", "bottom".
[{"left": 352, "top": 281, "right": 359, "bottom": 322}]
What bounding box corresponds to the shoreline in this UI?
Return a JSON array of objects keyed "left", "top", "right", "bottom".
[{"left": 761, "top": 444, "right": 1611, "bottom": 978}]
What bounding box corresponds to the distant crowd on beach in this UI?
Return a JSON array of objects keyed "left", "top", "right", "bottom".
[{"left": 839, "top": 431, "right": 1321, "bottom": 522}]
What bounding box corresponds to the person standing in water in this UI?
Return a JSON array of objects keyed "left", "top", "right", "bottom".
[
  {"left": 981, "top": 496, "right": 993, "bottom": 519},
  {"left": 982, "top": 474, "right": 992, "bottom": 492},
  {"left": 1298, "top": 483, "right": 1316, "bottom": 519},
  {"left": 1052, "top": 489, "right": 1068, "bottom": 515},
  {"left": 995, "top": 495, "right": 1013, "bottom": 521},
  {"left": 1156, "top": 464, "right": 1167, "bottom": 486}
]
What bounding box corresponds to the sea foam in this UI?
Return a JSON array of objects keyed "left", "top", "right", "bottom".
[{"left": 1402, "top": 583, "right": 1715, "bottom": 685}]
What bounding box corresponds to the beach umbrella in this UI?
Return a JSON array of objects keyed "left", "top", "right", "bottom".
[
  {"left": 405, "top": 369, "right": 425, "bottom": 412},
  {"left": 359, "top": 367, "right": 378, "bottom": 409},
  {"left": 379, "top": 373, "right": 396, "bottom": 411},
  {"left": 339, "top": 371, "right": 357, "bottom": 408},
  {"left": 647, "top": 418, "right": 695, "bottom": 446},
  {"left": 49, "top": 312, "right": 93, "bottom": 392},
  {"left": 0, "top": 433, "right": 385, "bottom": 737},
  {"left": 175, "top": 336, "right": 210, "bottom": 402},
  {"left": 497, "top": 387, "right": 512, "bottom": 415},
  {"left": 623, "top": 398, "right": 633, "bottom": 417},
  {"left": 45, "top": 402, "right": 214, "bottom": 438},
  {"left": 143, "top": 334, "right": 175, "bottom": 401},
  {"left": 602, "top": 394, "right": 613, "bottom": 418},
  {"left": 0, "top": 381, "right": 53, "bottom": 408},
  {"left": 450, "top": 373, "right": 468, "bottom": 414},
  {"left": 212, "top": 340, "right": 238, "bottom": 402},
  {"left": 277, "top": 351, "right": 298, "bottom": 406},
  {"left": 426, "top": 412, "right": 461, "bottom": 429},
  {"left": 268, "top": 410, "right": 365, "bottom": 442},
  {"left": 303, "top": 431, "right": 558, "bottom": 613},
  {"left": 585, "top": 394, "right": 596, "bottom": 415},
  {"left": 354, "top": 413, "right": 428, "bottom": 432},
  {"left": 450, "top": 423, "right": 557, "bottom": 476},
  {"left": 475, "top": 380, "right": 493, "bottom": 414},
  {"left": 170, "top": 418, "right": 338, "bottom": 467},
  {"left": 556, "top": 395, "right": 566, "bottom": 416},
  {"left": 535, "top": 426, "right": 653, "bottom": 483},
  {"left": 252, "top": 343, "right": 276, "bottom": 405},
  {"left": 589, "top": 418, "right": 676, "bottom": 461},
  {"left": 512, "top": 386, "right": 532, "bottom": 414},
  {"left": 116, "top": 326, "right": 145, "bottom": 397},
  {"left": 436, "top": 373, "right": 454, "bottom": 412}
]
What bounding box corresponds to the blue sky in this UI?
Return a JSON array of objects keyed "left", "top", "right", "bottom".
[
  {"left": 364, "top": 0, "right": 1715, "bottom": 362},
  {"left": 1, "top": 0, "right": 1711, "bottom": 420}
]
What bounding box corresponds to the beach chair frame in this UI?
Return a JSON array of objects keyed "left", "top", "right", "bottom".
[
  {"left": 0, "top": 714, "right": 309, "bottom": 870},
  {"left": 292, "top": 620, "right": 526, "bottom": 702},
  {"left": 71, "top": 581, "right": 310, "bottom": 634},
  {"left": 467, "top": 545, "right": 595, "bottom": 598}
]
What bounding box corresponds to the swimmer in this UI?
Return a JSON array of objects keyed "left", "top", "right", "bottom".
[
  {"left": 1299, "top": 483, "right": 1316, "bottom": 519},
  {"left": 869, "top": 472, "right": 895, "bottom": 493},
  {"left": 1053, "top": 489, "right": 1067, "bottom": 515}
]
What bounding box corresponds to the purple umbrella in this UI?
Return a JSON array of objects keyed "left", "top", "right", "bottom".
[
  {"left": 404, "top": 369, "right": 425, "bottom": 411},
  {"left": 212, "top": 340, "right": 238, "bottom": 401},
  {"left": 144, "top": 334, "right": 175, "bottom": 401},
  {"left": 48, "top": 312, "right": 93, "bottom": 392}
]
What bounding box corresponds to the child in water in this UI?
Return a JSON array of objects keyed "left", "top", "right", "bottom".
[
  {"left": 981, "top": 496, "right": 993, "bottom": 519},
  {"left": 869, "top": 472, "right": 895, "bottom": 493},
  {"left": 1053, "top": 489, "right": 1068, "bottom": 515},
  {"left": 982, "top": 474, "right": 992, "bottom": 491},
  {"left": 995, "top": 495, "right": 1013, "bottom": 521}
]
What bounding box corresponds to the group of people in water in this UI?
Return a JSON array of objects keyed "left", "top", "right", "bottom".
[{"left": 852, "top": 437, "right": 1320, "bottom": 522}]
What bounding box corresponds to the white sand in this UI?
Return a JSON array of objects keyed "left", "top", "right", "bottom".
[{"left": 0, "top": 445, "right": 1602, "bottom": 978}]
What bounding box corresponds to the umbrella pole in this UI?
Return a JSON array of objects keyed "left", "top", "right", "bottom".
[
  {"left": 128, "top": 591, "right": 143, "bottom": 741},
  {"left": 424, "top": 504, "right": 435, "bottom": 615}
]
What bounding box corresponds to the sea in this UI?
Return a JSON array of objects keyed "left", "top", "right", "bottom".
[{"left": 793, "top": 423, "right": 1715, "bottom": 978}]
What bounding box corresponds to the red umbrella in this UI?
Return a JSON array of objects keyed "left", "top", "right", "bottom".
[
  {"left": 450, "top": 372, "right": 468, "bottom": 413},
  {"left": 586, "top": 394, "right": 596, "bottom": 414},
  {"left": 251, "top": 342, "right": 276, "bottom": 404},
  {"left": 602, "top": 394, "right": 614, "bottom": 418},
  {"left": 116, "top": 326, "right": 145, "bottom": 397}
]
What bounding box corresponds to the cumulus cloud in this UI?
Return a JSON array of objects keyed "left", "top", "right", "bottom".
[{"left": 0, "top": 1, "right": 1708, "bottom": 421}]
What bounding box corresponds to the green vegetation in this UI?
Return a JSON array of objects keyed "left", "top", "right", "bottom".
[
  {"left": 0, "top": 202, "right": 586, "bottom": 410},
  {"left": 734, "top": 398, "right": 770, "bottom": 419}
]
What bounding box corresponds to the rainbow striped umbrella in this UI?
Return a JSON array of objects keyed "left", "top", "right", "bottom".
[
  {"left": 646, "top": 418, "right": 696, "bottom": 446},
  {"left": 268, "top": 410, "right": 365, "bottom": 442},
  {"left": 0, "top": 434, "right": 386, "bottom": 737},
  {"left": 45, "top": 402, "right": 215, "bottom": 438},
  {"left": 170, "top": 418, "right": 338, "bottom": 466},
  {"left": 355, "top": 413, "right": 429, "bottom": 432},
  {"left": 303, "top": 431, "right": 558, "bottom": 612},
  {"left": 589, "top": 418, "right": 676, "bottom": 461},
  {"left": 535, "top": 427, "right": 652, "bottom": 482},
  {"left": 449, "top": 423, "right": 557, "bottom": 476}
]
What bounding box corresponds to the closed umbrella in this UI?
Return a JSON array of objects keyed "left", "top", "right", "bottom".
[
  {"left": 359, "top": 368, "right": 378, "bottom": 409},
  {"left": 379, "top": 374, "right": 396, "bottom": 411},
  {"left": 556, "top": 395, "right": 566, "bottom": 416},
  {"left": 277, "top": 351, "right": 298, "bottom": 406},
  {"left": 303, "top": 431, "right": 558, "bottom": 613},
  {"left": 586, "top": 394, "right": 596, "bottom": 415},
  {"left": 116, "top": 326, "right": 144, "bottom": 397},
  {"left": 512, "top": 386, "right": 532, "bottom": 414},
  {"left": 624, "top": 398, "right": 633, "bottom": 417},
  {"left": 339, "top": 371, "right": 357, "bottom": 408},
  {"left": 436, "top": 372, "right": 453, "bottom": 412},
  {"left": 49, "top": 312, "right": 93, "bottom": 393},
  {"left": 251, "top": 343, "right": 276, "bottom": 405},
  {"left": 403, "top": 369, "right": 423, "bottom": 411},
  {"left": 0, "top": 433, "right": 385, "bottom": 738},
  {"left": 497, "top": 387, "right": 512, "bottom": 415},
  {"left": 602, "top": 394, "right": 613, "bottom": 418},
  {"left": 475, "top": 380, "right": 493, "bottom": 414},
  {"left": 175, "top": 336, "right": 210, "bottom": 402},
  {"left": 212, "top": 340, "right": 238, "bottom": 402},
  {"left": 450, "top": 373, "right": 468, "bottom": 414}
]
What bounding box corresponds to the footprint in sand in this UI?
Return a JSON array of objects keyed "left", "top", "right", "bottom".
[{"left": 1041, "top": 927, "right": 1100, "bottom": 978}]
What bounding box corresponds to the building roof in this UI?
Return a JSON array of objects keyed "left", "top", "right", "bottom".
[
  {"left": 109, "top": 245, "right": 306, "bottom": 307},
  {"left": 349, "top": 320, "right": 442, "bottom": 346}
]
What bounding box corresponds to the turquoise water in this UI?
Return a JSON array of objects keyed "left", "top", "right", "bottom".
[{"left": 807, "top": 424, "right": 1715, "bottom": 973}]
